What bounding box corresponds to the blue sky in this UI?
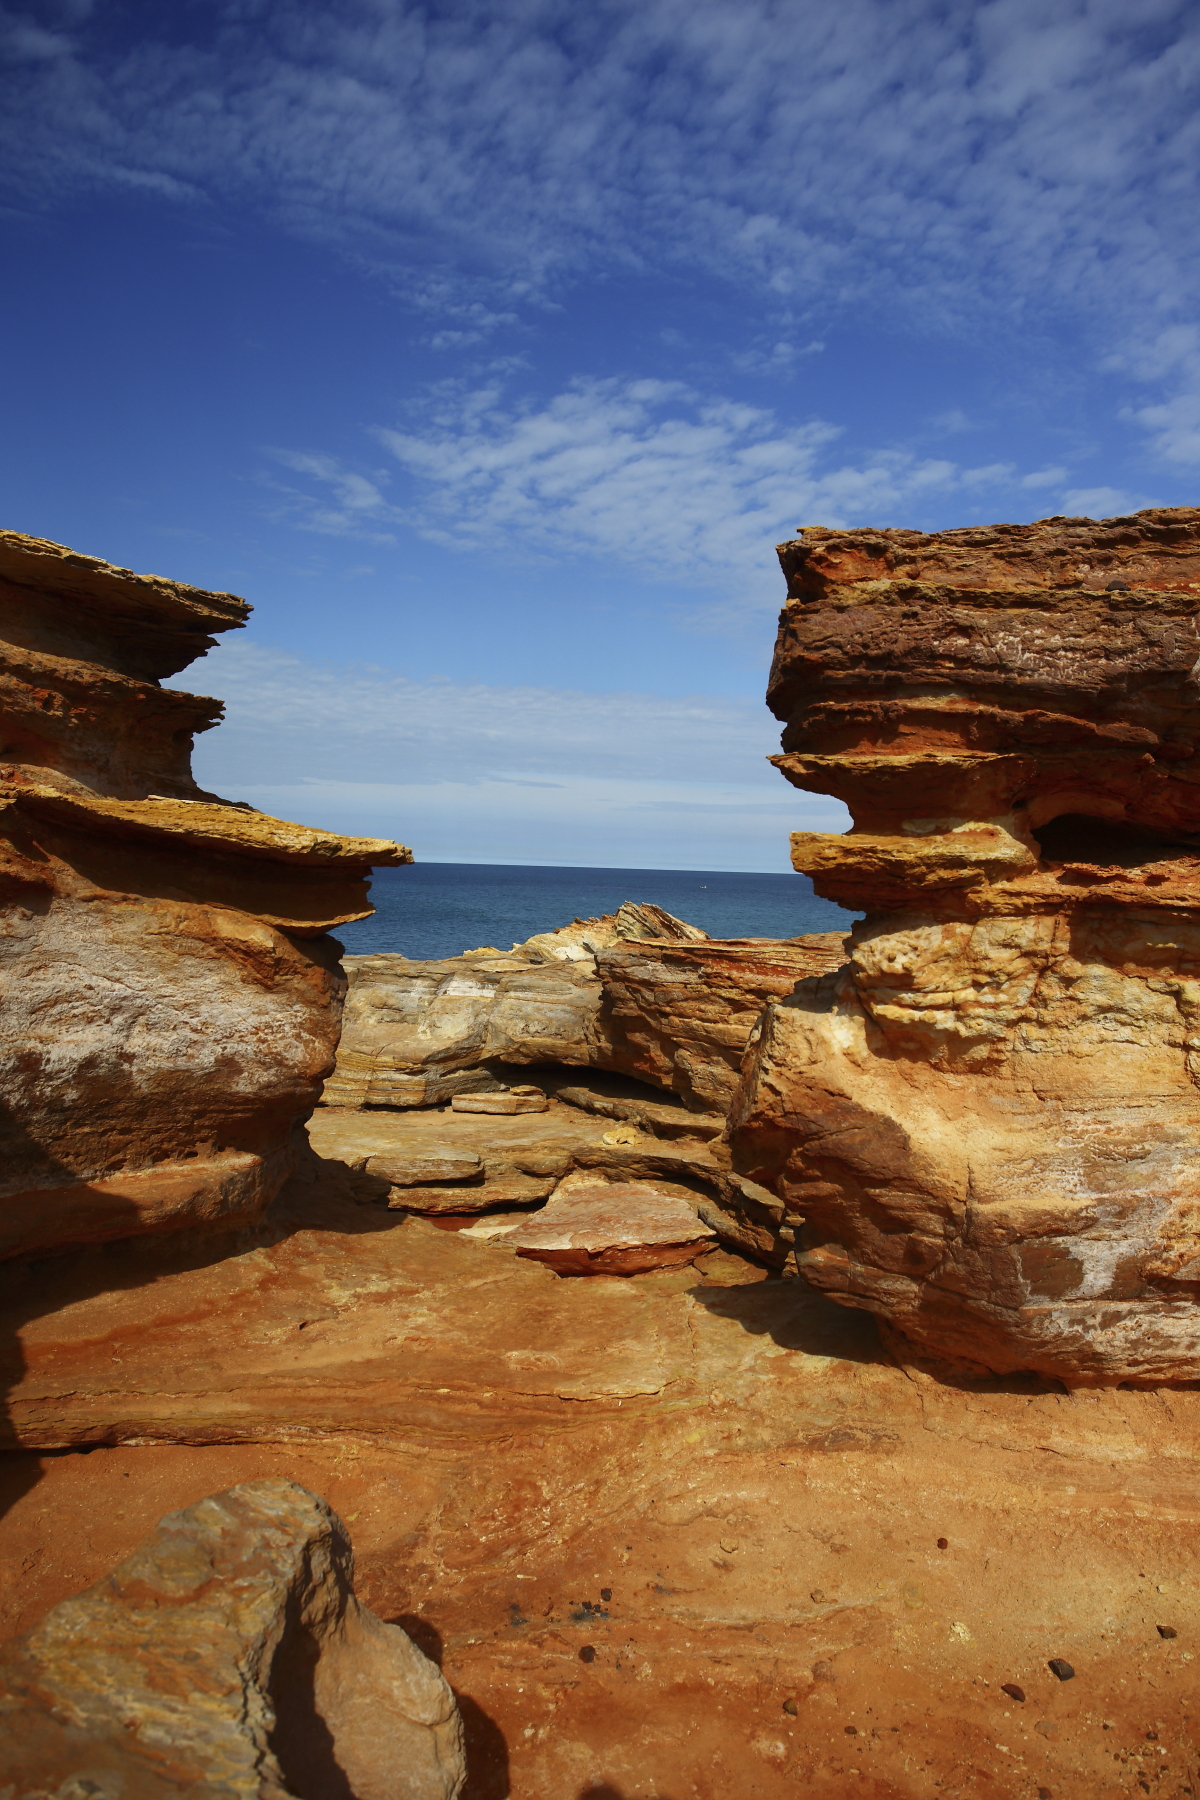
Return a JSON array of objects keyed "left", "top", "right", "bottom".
[{"left": 3, "top": 0, "right": 1198, "bottom": 868}]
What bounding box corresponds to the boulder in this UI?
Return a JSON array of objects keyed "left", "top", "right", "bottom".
[
  {"left": 733, "top": 506, "right": 1200, "bottom": 1382},
  {"left": 0, "top": 1476, "right": 464, "bottom": 1799},
  {"left": 496, "top": 1174, "right": 716, "bottom": 1275},
  {"left": 0, "top": 531, "right": 407, "bottom": 1259}
]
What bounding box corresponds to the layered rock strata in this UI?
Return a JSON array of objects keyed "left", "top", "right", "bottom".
[
  {"left": 325, "top": 921, "right": 846, "bottom": 1115},
  {"left": 0, "top": 530, "right": 407, "bottom": 1258},
  {"left": 0, "top": 1476, "right": 465, "bottom": 1799},
  {"left": 733, "top": 506, "right": 1200, "bottom": 1381}
]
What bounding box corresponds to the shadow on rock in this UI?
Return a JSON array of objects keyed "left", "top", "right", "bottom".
[
  {"left": 579, "top": 1787, "right": 680, "bottom": 1800},
  {"left": 688, "top": 1270, "right": 885, "bottom": 1366},
  {"left": 386, "top": 1615, "right": 511, "bottom": 1800}
]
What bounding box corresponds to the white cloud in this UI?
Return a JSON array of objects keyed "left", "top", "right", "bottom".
[
  {"left": 3, "top": 0, "right": 1197, "bottom": 347},
  {"left": 254, "top": 377, "right": 1091, "bottom": 598},
  {"left": 187, "top": 637, "right": 846, "bottom": 868},
  {"left": 1059, "top": 484, "right": 1156, "bottom": 517}
]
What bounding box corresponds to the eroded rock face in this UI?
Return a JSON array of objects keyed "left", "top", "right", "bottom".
[
  {"left": 0, "top": 1476, "right": 465, "bottom": 1799},
  {"left": 732, "top": 507, "right": 1200, "bottom": 1382},
  {"left": 0, "top": 531, "right": 408, "bottom": 1258},
  {"left": 325, "top": 924, "right": 846, "bottom": 1116},
  {"left": 595, "top": 933, "right": 847, "bottom": 1112}
]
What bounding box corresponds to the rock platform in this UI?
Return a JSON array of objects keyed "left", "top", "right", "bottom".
[{"left": 0, "top": 1153, "right": 1197, "bottom": 1798}]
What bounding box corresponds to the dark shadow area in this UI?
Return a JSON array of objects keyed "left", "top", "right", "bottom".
[
  {"left": 688, "top": 1269, "right": 886, "bottom": 1368},
  {"left": 1033, "top": 812, "right": 1200, "bottom": 868},
  {"left": 456, "top": 1690, "right": 512, "bottom": 1800},
  {"left": 390, "top": 1612, "right": 445, "bottom": 1665},
  {"left": 386, "top": 1614, "right": 510, "bottom": 1800},
  {"left": 267, "top": 1612, "right": 353, "bottom": 1800}
]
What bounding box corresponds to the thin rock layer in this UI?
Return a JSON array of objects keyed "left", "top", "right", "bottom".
[{"left": 732, "top": 507, "right": 1200, "bottom": 1382}]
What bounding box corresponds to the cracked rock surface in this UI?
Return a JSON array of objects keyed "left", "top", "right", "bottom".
[{"left": 736, "top": 506, "right": 1200, "bottom": 1382}]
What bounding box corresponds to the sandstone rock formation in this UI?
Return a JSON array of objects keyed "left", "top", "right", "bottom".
[
  {"left": 325, "top": 920, "right": 846, "bottom": 1116},
  {"left": 0, "top": 1476, "right": 465, "bottom": 1799},
  {"left": 732, "top": 506, "right": 1200, "bottom": 1382},
  {"left": 595, "top": 932, "right": 847, "bottom": 1111},
  {"left": 0, "top": 530, "right": 408, "bottom": 1260}
]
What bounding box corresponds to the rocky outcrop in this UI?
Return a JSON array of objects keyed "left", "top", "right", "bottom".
[
  {"left": 732, "top": 507, "right": 1200, "bottom": 1382},
  {"left": 325, "top": 917, "right": 846, "bottom": 1116},
  {"left": 595, "top": 933, "right": 847, "bottom": 1111},
  {"left": 322, "top": 903, "right": 708, "bottom": 1110},
  {"left": 0, "top": 1476, "right": 465, "bottom": 1799},
  {"left": 0, "top": 530, "right": 408, "bottom": 1259}
]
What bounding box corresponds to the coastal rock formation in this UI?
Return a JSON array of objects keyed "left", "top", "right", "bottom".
[
  {"left": 322, "top": 904, "right": 706, "bottom": 1110},
  {"left": 0, "top": 530, "right": 407, "bottom": 1259},
  {"left": 595, "top": 933, "right": 847, "bottom": 1111},
  {"left": 326, "top": 918, "right": 846, "bottom": 1117},
  {"left": 0, "top": 1476, "right": 465, "bottom": 1799},
  {"left": 732, "top": 506, "right": 1200, "bottom": 1382}
]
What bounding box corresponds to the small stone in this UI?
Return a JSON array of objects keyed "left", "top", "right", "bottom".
[
  {"left": 1157, "top": 1625, "right": 1178, "bottom": 1639},
  {"left": 810, "top": 1589, "right": 827, "bottom": 1603},
  {"left": 811, "top": 1659, "right": 836, "bottom": 1683},
  {"left": 1047, "top": 1658, "right": 1075, "bottom": 1681},
  {"left": 600, "top": 1588, "right": 612, "bottom": 1602},
  {"left": 937, "top": 1537, "right": 948, "bottom": 1549},
  {"left": 1037, "top": 1788, "right": 1052, "bottom": 1799},
  {"left": 720, "top": 1538, "right": 740, "bottom": 1553},
  {"left": 844, "top": 1724, "right": 858, "bottom": 1736},
  {"left": 1000, "top": 1684, "right": 1025, "bottom": 1703},
  {"left": 782, "top": 1698, "right": 799, "bottom": 1716},
  {"left": 579, "top": 1645, "right": 596, "bottom": 1664}
]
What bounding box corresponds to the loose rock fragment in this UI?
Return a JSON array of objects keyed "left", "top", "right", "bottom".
[
  {"left": 1000, "top": 1683, "right": 1026, "bottom": 1703},
  {"left": 0, "top": 1477, "right": 465, "bottom": 1799},
  {"left": 452, "top": 1091, "right": 549, "bottom": 1115},
  {"left": 1157, "top": 1624, "right": 1178, "bottom": 1639},
  {"left": 498, "top": 1178, "right": 715, "bottom": 1275},
  {"left": 1047, "top": 1658, "right": 1075, "bottom": 1681}
]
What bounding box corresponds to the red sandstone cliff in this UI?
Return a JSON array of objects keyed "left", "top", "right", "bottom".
[{"left": 733, "top": 507, "right": 1200, "bottom": 1383}]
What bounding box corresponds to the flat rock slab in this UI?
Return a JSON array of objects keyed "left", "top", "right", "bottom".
[
  {"left": 499, "top": 1179, "right": 716, "bottom": 1275},
  {"left": 365, "top": 1149, "right": 483, "bottom": 1185},
  {"left": 451, "top": 1093, "right": 549, "bottom": 1114}
]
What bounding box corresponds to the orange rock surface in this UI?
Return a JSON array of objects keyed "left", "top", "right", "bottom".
[
  {"left": 0, "top": 531, "right": 408, "bottom": 1260},
  {"left": 733, "top": 507, "right": 1200, "bottom": 1382},
  {"left": 1, "top": 1160, "right": 1198, "bottom": 1799}
]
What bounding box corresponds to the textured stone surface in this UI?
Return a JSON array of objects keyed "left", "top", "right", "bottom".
[
  {"left": 495, "top": 1173, "right": 716, "bottom": 1275},
  {"left": 0, "top": 1476, "right": 464, "bottom": 1799},
  {"left": 595, "top": 933, "right": 848, "bottom": 1111},
  {"left": 734, "top": 506, "right": 1200, "bottom": 1382},
  {"left": 324, "top": 928, "right": 846, "bottom": 1117},
  {"left": 3, "top": 1169, "right": 1200, "bottom": 1800},
  {"left": 0, "top": 530, "right": 407, "bottom": 1259}
]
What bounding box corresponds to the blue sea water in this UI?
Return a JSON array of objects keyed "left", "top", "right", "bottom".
[{"left": 337, "top": 863, "right": 858, "bottom": 961}]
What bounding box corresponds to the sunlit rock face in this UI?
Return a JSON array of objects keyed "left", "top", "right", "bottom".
[
  {"left": 731, "top": 507, "right": 1200, "bottom": 1383},
  {"left": 0, "top": 530, "right": 409, "bottom": 1259}
]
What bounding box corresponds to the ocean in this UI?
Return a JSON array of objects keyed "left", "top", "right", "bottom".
[{"left": 336, "top": 862, "right": 859, "bottom": 961}]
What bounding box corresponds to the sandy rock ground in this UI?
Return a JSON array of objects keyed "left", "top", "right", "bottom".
[{"left": 1, "top": 1108, "right": 1198, "bottom": 1799}]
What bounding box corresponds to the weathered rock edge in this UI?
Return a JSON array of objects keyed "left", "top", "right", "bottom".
[
  {"left": 733, "top": 506, "right": 1200, "bottom": 1383},
  {"left": 0, "top": 1476, "right": 465, "bottom": 1800},
  {"left": 0, "top": 529, "right": 409, "bottom": 1259}
]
